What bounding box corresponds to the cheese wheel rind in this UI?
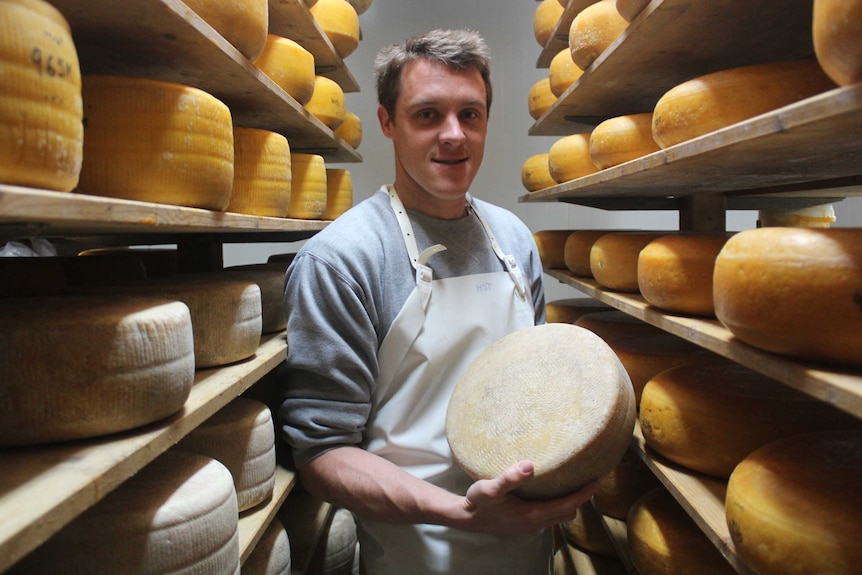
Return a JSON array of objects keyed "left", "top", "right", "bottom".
[
  {"left": 569, "top": 0, "right": 628, "bottom": 70},
  {"left": 813, "top": 0, "right": 862, "bottom": 86},
  {"left": 521, "top": 153, "right": 556, "bottom": 192},
  {"left": 548, "top": 133, "right": 599, "bottom": 183},
  {"left": 533, "top": 229, "right": 575, "bottom": 269},
  {"left": 309, "top": 0, "right": 360, "bottom": 58},
  {"left": 288, "top": 153, "right": 327, "bottom": 220},
  {"left": 534, "top": 0, "right": 565, "bottom": 47},
  {"left": 323, "top": 168, "right": 353, "bottom": 220},
  {"left": 590, "top": 231, "right": 668, "bottom": 292},
  {"left": 589, "top": 113, "right": 660, "bottom": 170},
  {"left": 304, "top": 75, "right": 346, "bottom": 130},
  {"left": 228, "top": 127, "right": 292, "bottom": 217},
  {"left": 549, "top": 48, "right": 584, "bottom": 97},
  {"left": 528, "top": 77, "right": 557, "bottom": 120},
  {"left": 182, "top": 0, "right": 269, "bottom": 60},
  {"left": 255, "top": 36, "right": 316, "bottom": 106}
]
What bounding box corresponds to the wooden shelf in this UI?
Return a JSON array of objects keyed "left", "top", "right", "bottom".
[
  {"left": 544, "top": 269, "right": 862, "bottom": 419},
  {"left": 239, "top": 466, "right": 298, "bottom": 564},
  {"left": 561, "top": 541, "right": 629, "bottom": 575},
  {"left": 0, "top": 333, "right": 288, "bottom": 574},
  {"left": 279, "top": 492, "right": 335, "bottom": 575},
  {"left": 591, "top": 508, "right": 638, "bottom": 574}
]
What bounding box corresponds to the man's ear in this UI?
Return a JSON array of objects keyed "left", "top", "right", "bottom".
[{"left": 377, "top": 104, "right": 394, "bottom": 139}]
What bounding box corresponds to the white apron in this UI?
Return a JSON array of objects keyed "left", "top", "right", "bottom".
[{"left": 357, "top": 186, "right": 552, "bottom": 575}]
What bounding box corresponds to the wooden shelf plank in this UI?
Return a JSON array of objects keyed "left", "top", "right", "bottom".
[
  {"left": 544, "top": 269, "right": 862, "bottom": 418},
  {"left": 239, "top": 466, "right": 298, "bottom": 564},
  {"left": 279, "top": 492, "right": 335, "bottom": 575},
  {"left": 592, "top": 508, "right": 638, "bottom": 574},
  {"left": 0, "top": 334, "right": 287, "bottom": 574}
]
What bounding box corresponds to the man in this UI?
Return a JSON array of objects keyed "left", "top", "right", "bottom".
[{"left": 279, "top": 29, "right": 597, "bottom": 574}]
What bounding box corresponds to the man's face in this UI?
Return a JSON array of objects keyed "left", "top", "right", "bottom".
[{"left": 378, "top": 58, "right": 489, "bottom": 218}]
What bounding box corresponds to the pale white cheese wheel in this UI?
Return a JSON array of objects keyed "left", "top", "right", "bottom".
[
  {"left": 446, "top": 323, "right": 636, "bottom": 500},
  {"left": 0, "top": 295, "right": 195, "bottom": 446},
  {"left": 222, "top": 263, "right": 288, "bottom": 334},
  {"left": 9, "top": 451, "right": 240, "bottom": 575},
  {"left": 307, "top": 508, "right": 358, "bottom": 574},
  {"left": 545, "top": 297, "right": 613, "bottom": 324},
  {"left": 183, "top": 0, "right": 269, "bottom": 60},
  {"left": 227, "top": 127, "right": 292, "bottom": 218},
  {"left": 242, "top": 518, "right": 291, "bottom": 575}
]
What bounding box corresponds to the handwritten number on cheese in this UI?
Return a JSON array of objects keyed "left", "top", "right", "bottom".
[{"left": 30, "top": 48, "right": 72, "bottom": 79}]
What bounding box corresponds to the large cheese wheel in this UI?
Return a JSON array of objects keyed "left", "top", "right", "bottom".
[
  {"left": 333, "top": 110, "right": 362, "bottom": 149},
  {"left": 726, "top": 430, "right": 862, "bottom": 575},
  {"left": 305, "top": 75, "right": 346, "bottom": 130},
  {"left": 651, "top": 59, "right": 836, "bottom": 148},
  {"left": 560, "top": 504, "right": 617, "bottom": 557},
  {"left": 447, "top": 323, "right": 636, "bottom": 500},
  {"left": 637, "top": 233, "right": 732, "bottom": 317},
  {"left": 178, "top": 397, "right": 276, "bottom": 511},
  {"left": 713, "top": 227, "right": 862, "bottom": 367},
  {"left": 307, "top": 507, "right": 359, "bottom": 575},
  {"left": 9, "top": 451, "right": 240, "bottom": 575},
  {"left": 521, "top": 153, "right": 556, "bottom": 192},
  {"left": 323, "top": 168, "right": 352, "bottom": 220},
  {"left": 221, "top": 263, "right": 289, "bottom": 334},
  {"left": 589, "top": 113, "right": 660, "bottom": 169},
  {"left": 575, "top": 310, "right": 664, "bottom": 343},
  {"left": 592, "top": 448, "right": 661, "bottom": 520},
  {"left": 549, "top": 48, "right": 584, "bottom": 97},
  {"left": 243, "top": 518, "right": 291, "bottom": 575},
  {"left": 615, "top": 0, "right": 649, "bottom": 22},
  {"left": 0, "top": 256, "right": 66, "bottom": 296},
  {"left": 534, "top": 0, "right": 566, "bottom": 47},
  {"left": 564, "top": 229, "right": 621, "bottom": 277},
  {"left": 548, "top": 133, "right": 599, "bottom": 183},
  {"left": 288, "top": 153, "right": 327, "bottom": 220},
  {"left": 183, "top": 0, "right": 268, "bottom": 60},
  {"left": 77, "top": 76, "right": 234, "bottom": 210},
  {"left": 590, "top": 231, "right": 669, "bottom": 292},
  {"left": 309, "top": 0, "right": 360, "bottom": 59},
  {"left": 227, "top": 127, "right": 292, "bottom": 217},
  {"left": 640, "top": 361, "right": 861, "bottom": 478},
  {"left": 758, "top": 202, "right": 836, "bottom": 228},
  {"left": 569, "top": 0, "right": 628, "bottom": 70},
  {"left": 546, "top": 297, "right": 613, "bottom": 324},
  {"left": 528, "top": 77, "right": 557, "bottom": 120},
  {"left": 534, "top": 229, "right": 576, "bottom": 269},
  {"left": 255, "top": 36, "right": 316, "bottom": 106},
  {"left": 628, "top": 488, "right": 735, "bottom": 575},
  {"left": 813, "top": 0, "right": 862, "bottom": 86},
  {"left": 0, "top": 296, "right": 194, "bottom": 446},
  {"left": 0, "top": 0, "right": 83, "bottom": 192}
]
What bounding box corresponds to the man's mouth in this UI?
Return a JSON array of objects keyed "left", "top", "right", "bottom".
[{"left": 433, "top": 157, "right": 468, "bottom": 165}]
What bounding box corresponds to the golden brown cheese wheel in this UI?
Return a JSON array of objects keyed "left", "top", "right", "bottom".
[
  {"left": 615, "top": 0, "right": 650, "bottom": 22},
  {"left": 560, "top": 504, "right": 618, "bottom": 558},
  {"left": 569, "top": 0, "right": 628, "bottom": 70},
  {"left": 0, "top": 0, "right": 83, "bottom": 192},
  {"left": 589, "top": 113, "right": 660, "bottom": 169},
  {"left": 640, "top": 361, "right": 861, "bottom": 478},
  {"left": 255, "top": 35, "right": 316, "bottom": 106},
  {"left": 637, "top": 233, "right": 732, "bottom": 317},
  {"left": 534, "top": 229, "right": 576, "bottom": 269},
  {"left": 227, "top": 127, "right": 292, "bottom": 217},
  {"left": 652, "top": 59, "right": 836, "bottom": 149},
  {"left": 713, "top": 227, "right": 862, "bottom": 367},
  {"left": 183, "top": 0, "right": 268, "bottom": 60},
  {"left": 592, "top": 448, "right": 661, "bottom": 520},
  {"left": 305, "top": 75, "right": 346, "bottom": 130},
  {"left": 288, "top": 153, "right": 327, "bottom": 220},
  {"left": 628, "top": 488, "right": 736, "bottom": 575},
  {"left": 528, "top": 77, "right": 557, "bottom": 120},
  {"left": 334, "top": 110, "right": 362, "bottom": 149},
  {"left": 534, "top": 0, "right": 566, "bottom": 47},
  {"left": 564, "top": 229, "right": 623, "bottom": 277},
  {"left": 323, "top": 168, "right": 353, "bottom": 220},
  {"left": 548, "top": 133, "right": 599, "bottom": 183},
  {"left": 590, "top": 231, "right": 669, "bottom": 292},
  {"left": 309, "top": 0, "right": 360, "bottom": 58},
  {"left": 726, "top": 430, "right": 862, "bottom": 575},
  {"left": 447, "top": 323, "right": 636, "bottom": 500},
  {"left": 546, "top": 297, "right": 613, "bottom": 324},
  {"left": 521, "top": 153, "right": 556, "bottom": 192},
  {"left": 575, "top": 309, "right": 664, "bottom": 343},
  {"left": 813, "top": 0, "right": 862, "bottom": 86},
  {"left": 549, "top": 48, "right": 584, "bottom": 97}
]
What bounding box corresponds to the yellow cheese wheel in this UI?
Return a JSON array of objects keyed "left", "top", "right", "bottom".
[
  {"left": 813, "top": 0, "right": 862, "bottom": 86},
  {"left": 305, "top": 75, "right": 346, "bottom": 130},
  {"left": 183, "top": 0, "right": 268, "bottom": 60},
  {"left": 575, "top": 309, "right": 664, "bottom": 343},
  {"left": 548, "top": 133, "right": 599, "bottom": 183},
  {"left": 652, "top": 59, "right": 837, "bottom": 148},
  {"left": 592, "top": 448, "right": 661, "bottom": 520},
  {"left": 0, "top": 296, "right": 195, "bottom": 446},
  {"left": 615, "top": 0, "right": 650, "bottom": 21},
  {"left": 77, "top": 76, "right": 234, "bottom": 210},
  {"left": 637, "top": 233, "right": 732, "bottom": 317},
  {"left": 726, "top": 430, "right": 862, "bottom": 575},
  {"left": 323, "top": 168, "right": 352, "bottom": 220},
  {"left": 0, "top": 0, "right": 83, "bottom": 192},
  {"left": 227, "top": 127, "right": 292, "bottom": 217},
  {"left": 221, "top": 263, "right": 289, "bottom": 334},
  {"left": 569, "top": 0, "right": 628, "bottom": 70},
  {"left": 549, "top": 48, "right": 584, "bottom": 97},
  {"left": 560, "top": 504, "right": 618, "bottom": 557},
  {"left": 334, "top": 110, "right": 362, "bottom": 149},
  {"left": 447, "top": 323, "right": 636, "bottom": 500},
  {"left": 564, "top": 229, "right": 622, "bottom": 277},
  {"left": 521, "top": 153, "right": 556, "bottom": 192},
  {"left": 309, "top": 0, "right": 360, "bottom": 59},
  {"left": 713, "top": 227, "right": 862, "bottom": 367},
  {"left": 590, "top": 231, "right": 669, "bottom": 292},
  {"left": 640, "top": 361, "right": 861, "bottom": 478},
  {"left": 589, "top": 113, "right": 660, "bottom": 169},
  {"left": 534, "top": 229, "right": 576, "bottom": 269},
  {"left": 255, "top": 35, "right": 316, "bottom": 106},
  {"left": 528, "top": 77, "right": 557, "bottom": 120},
  {"left": 534, "top": 0, "right": 566, "bottom": 47},
  {"left": 288, "top": 153, "right": 327, "bottom": 219},
  {"left": 628, "top": 488, "right": 736, "bottom": 575},
  {"left": 546, "top": 297, "right": 613, "bottom": 324}
]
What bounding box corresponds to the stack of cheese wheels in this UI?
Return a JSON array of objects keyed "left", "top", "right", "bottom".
[
  {"left": 727, "top": 430, "right": 862, "bottom": 575},
  {"left": 615, "top": 0, "right": 650, "bottom": 22},
  {"left": 79, "top": 247, "right": 180, "bottom": 277},
  {"left": 628, "top": 488, "right": 735, "bottom": 575},
  {"left": 182, "top": 0, "right": 268, "bottom": 60},
  {"left": 534, "top": 229, "right": 576, "bottom": 269},
  {"left": 651, "top": 59, "right": 836, "bottom": 148},
  {"left": 0, "top": 295, "right": 195, "bottom": 446},
  {"left": 569, "top": 0, "right": 628, "bottom": 70},
  {"left": 589, "top": 113, "right": 660, "bottom": 169},
  {"left": 545, "top": 297, "right": 612, "bottom": 324},
  {"left": 243, "top": 518, "right": 291, "bottom": 575},
  {"left": 288, "top": 153, "right": 327, "bottom": 219},
  {"left": 549, "top": 48, "right": 584, "bottom": 97},
  {"left": 637, "top": 233, "right": 732, "bottom": 317},
  {"left": 447, "top": 323, "right": 636, "bottom": 500},
  {"left": 575, "top": 309, "right": 664, "bottom": 343},
  {"left": 640, "top": 361, "right": 861, "bottom": 478},
  {"left": 309, "top": 0, "right": 360, "bottom": 59},
  {"left": 813, "top": 0, "right": 862, "bottom": 86},
  {"left": 255, "top": 35, "right": 316, "bottom": 106},
  {"left": 334, "top": 110, "right": 362, "bottom": 149},
  {"left": 0, "top": 0, "right": 83, "bottom": 192},
  {"left": 564, "top": 230, "right": 623, "bottom": 277},
  {"left": 72, "top": 274, "right": 263, "bottom": 369},
  {"left": 178, "top": 397, "right": 276, "bottom": 512},
  {"left": 560, "top": 504, "right": 617, "bottom": 558},
  {"left": 77, "top": 76, "right": 234, "bottom": 211},
  {"left": 713, "top": 227, "right": 862, "bottom": 367},
  {"left": 521, "top": 153, "right": 556, "bottom": 192},
  {"left": 590, "top": 231, "right": 670, "bottom": 292},
  {"left": 9, "top": 451, "right": 240, "bottom": 574},
  {"left": 592, "top": 447, "right": 661, "bottom": 520},
  {"left": 305, "top": 76, "right": 346, "bottom": 130},
  {"left": 528, "top": 77, "right": 557, "bottom": 120},
  {"left": 548, "top": 133, "right": 599, "bottom": 183},
  {"left": 221, "top": 263, "right": 289, "bottom": 334},
  {"left": 54, "top": 253, "right": 148, "bottom": 285},
  {"left": 227, "top": 127, "right": 292, "bottom": 217},
  {"left": 323, "top": 168, "right": 353, "bottom": 220},
  {"left": 0, "top": 257, "right": 67, "bottom": 296},
  {"left": 534, "top": 0, "right": 565, "bottom": 47}
]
